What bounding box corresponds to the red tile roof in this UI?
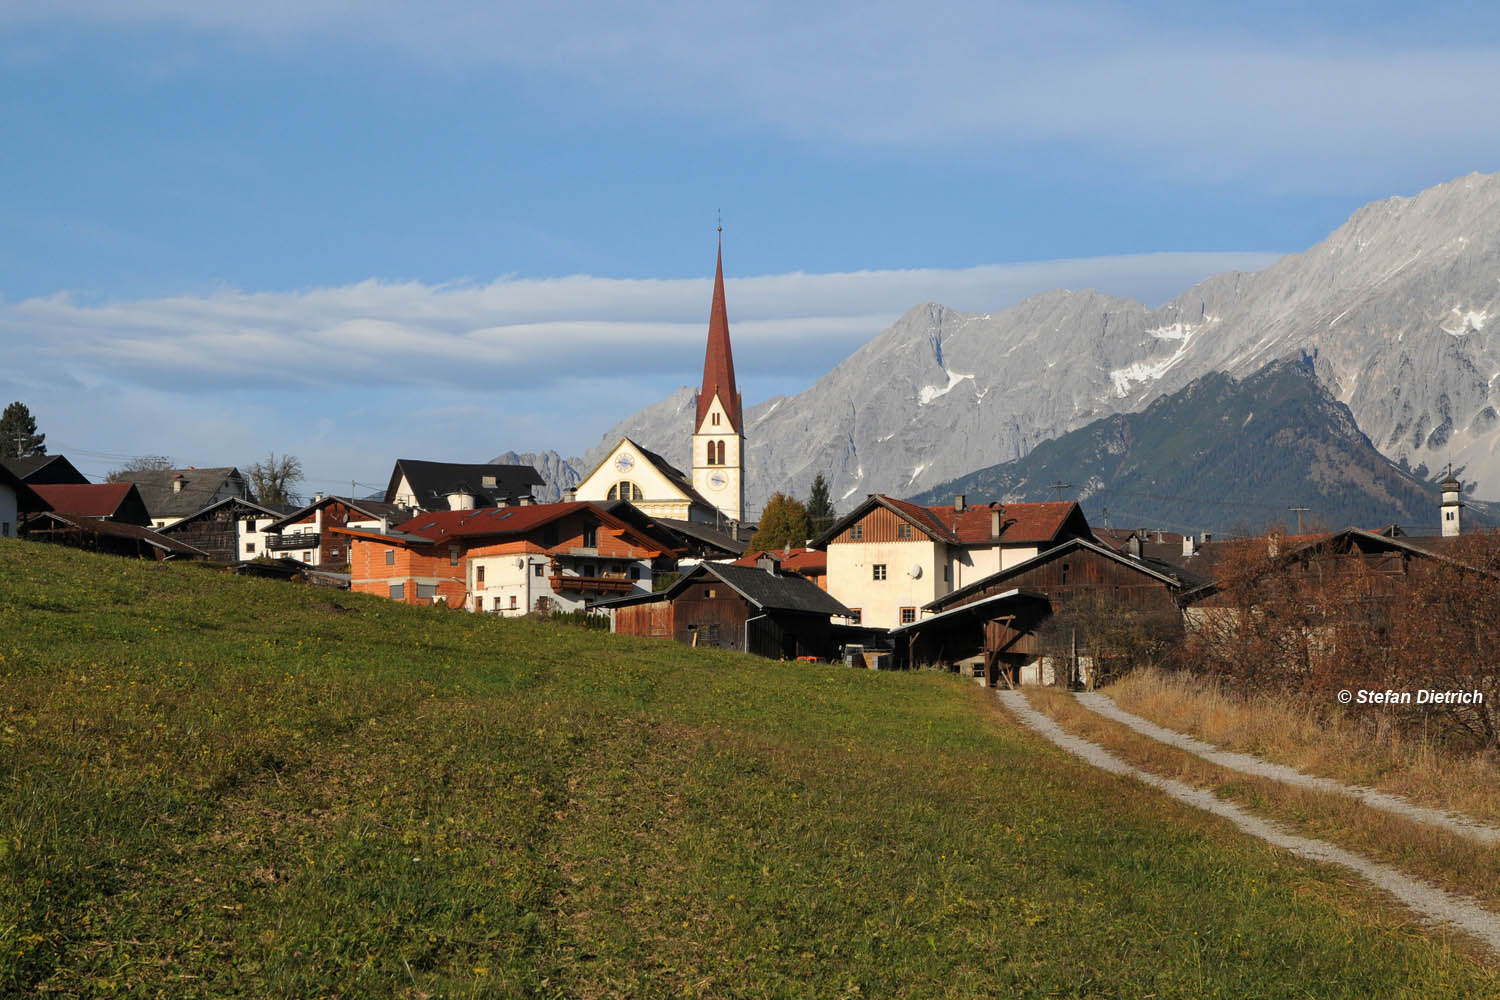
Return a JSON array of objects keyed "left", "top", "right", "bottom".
[
  {"left": 394, "top": 502, "right": 592, "bottom": 541},
  {"left": 881, "top": 496, "right": 1082, "bottom": 546},
  {"left": 30, "top": 483, "right": 135, "bottom": 519},
  {"left": 734, "top": 547, "right": 828, "bottom": 575},
  {"left": 696, "top": 239, "right": 742, "bottom": 433}
]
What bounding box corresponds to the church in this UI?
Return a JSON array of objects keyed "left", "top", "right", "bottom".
[{"left": 574, "top": 234, "right": 748, "bottom": 531}]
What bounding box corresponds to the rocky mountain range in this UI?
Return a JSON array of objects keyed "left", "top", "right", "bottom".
[
  {"left": 570, "top": 171, "right": 1500, "bottom": 520},
  {"left": 911, "top": 357, "right": 1487, "bottom": 534}
]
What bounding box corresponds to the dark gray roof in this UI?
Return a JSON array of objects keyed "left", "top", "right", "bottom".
[
  {"left": 123, "top": 467, "right": 249, "bottom": 519},
  {"left": 155, "top": 495, "right": 285, "bottom": 531},
  {"left": 653, "top": 516, "right": 746, "bottom": 556},
  {"left": 1, "top": 454, "right": 89, "bottom": 485},
  {"left": 385, "top": 460, "right": 545, "bottom": 510},
  {"left": 0, "top": 463, "right": 50, "bottom": 513},
  {"left": 700, "top": 562, "right": 852, "bottom": 615}
]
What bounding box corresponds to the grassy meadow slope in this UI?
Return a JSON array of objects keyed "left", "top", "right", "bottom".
[{"left": 1, "top": 541, "right": 1496, "bottom": 997}]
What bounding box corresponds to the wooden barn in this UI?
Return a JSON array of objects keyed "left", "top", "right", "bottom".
[
  {"left": 893, "top": 537, "right": 1199, "bottom": 686},
  {"left": 603, "top": 561, "right": 854, "bottom": 661}
]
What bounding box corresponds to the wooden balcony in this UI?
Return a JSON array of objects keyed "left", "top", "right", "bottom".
[
  {"left": 550, "top": 574, "right": 635, "bottom": 596},
  {"left": 267, "top": 531, "right": 320, "bottom": 551}
]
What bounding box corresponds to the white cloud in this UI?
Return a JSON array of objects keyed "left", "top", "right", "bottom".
[
  {"left": 4, "top": 251, "right": 1277, "bottom": 393},
  {"left": 2, "top": 250, "right": 1278, "bottom": 485}
]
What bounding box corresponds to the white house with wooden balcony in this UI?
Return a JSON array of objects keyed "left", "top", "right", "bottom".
[{"left": 332, "top": 500, "right": 686, "bottom": 615}]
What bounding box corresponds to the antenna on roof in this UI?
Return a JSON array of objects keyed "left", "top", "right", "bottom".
[
  {"left": 1289, "top": 506, "right": 1311, "bottom": 535},
  {"left": 1049, "top": 481, "right": 1073, "bottom": 502},
  {"left": 717, "top": 208, "right": 722, "bottom": 235}
]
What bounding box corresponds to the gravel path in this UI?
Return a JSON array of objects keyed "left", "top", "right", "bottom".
[
  {"left": 1074, "top": 691, "right": 1500, "bottom": 846},
  {"left": 996, "top": 689, "right": 1500, "bottom": 954}
]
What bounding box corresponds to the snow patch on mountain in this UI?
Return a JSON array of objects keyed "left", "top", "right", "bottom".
[
  {"left": 919, "top": 369, "right": 974, "bottom": 405},
  {"left": 1442, "top": 308, "right": 1490, "bottom": 336}
]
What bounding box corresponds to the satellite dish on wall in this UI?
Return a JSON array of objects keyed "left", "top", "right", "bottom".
[{"left": 909, "top": 564, "right": 923, "bottom": 579}]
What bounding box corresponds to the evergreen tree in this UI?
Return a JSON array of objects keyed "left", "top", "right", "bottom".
[
  {"left": 749, "top": 492, "right": 811, "bottom": 552},
  {"left": 0, "top": 401, "right": 45, "bottom": 459},
  {"left": 806, "top": 473, "right": 836, "bottom": 538}
]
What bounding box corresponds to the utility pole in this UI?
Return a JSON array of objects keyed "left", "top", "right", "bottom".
[
  {"left": 1048, "top": 481, "right": 1073, "bottom": 502},
  {"left": 1289, "top": 506, "right": 1311, "bottom": 535}
]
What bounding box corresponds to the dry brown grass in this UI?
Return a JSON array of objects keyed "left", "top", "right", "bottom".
[
  {"left": 1023, "top": 686, "right": 1500, "bottom": 953},
  {"left": 1105, "top": 668, "right": 1500, "bottom": 826}
]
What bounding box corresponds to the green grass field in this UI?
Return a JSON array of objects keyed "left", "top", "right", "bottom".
[{"left": 2, "top": 540, "right": 1496, "bottom": 998}]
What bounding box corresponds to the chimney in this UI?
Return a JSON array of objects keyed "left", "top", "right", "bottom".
[
  {"left": 171, "top": 474, "right": 184, "bottom": 494},
  {"left": 1182, "top": 534, "right": 1197, "bottom": 558},
  {"left": 1202, "top": 532, "right": 1212, "bottom": 544},
  {"left": 446, "top": 488, "right": 476, "bottom": 511},
  {"left": 314, "top": 492, "right": 324, "bottom": 502},
  {"left": 954, "top": 494, "right": 966, "bottom": 512},
  {"left": 519, "top": 496, "right": 531, "bottom": 506},
  {"left": 990, "top": 507, "right": 1004, "bottom": 539},
  {"left": 379, "top": 516, "right": 389, "bottom": 533},
  {"left": 563, "top": 488, "right": 577, "bottom": 503},
  {"left": 1127, "top": 532, "right": 1144, "bottom": 560}
]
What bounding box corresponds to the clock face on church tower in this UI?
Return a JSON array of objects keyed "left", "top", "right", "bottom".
[
  {"left": 614, "top": 453, "right": 635, "bottom": 473},
  {"left": 708, "top": 471, "right": 728, "bottom": 491}
]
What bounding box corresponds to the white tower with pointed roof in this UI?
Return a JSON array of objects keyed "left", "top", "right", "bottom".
[
  {"left": 691, "top": 231, "right": 745, "bottom": 524},
  {"left": 1441, "top": 468, "right": 1463, "bottom": 537}
]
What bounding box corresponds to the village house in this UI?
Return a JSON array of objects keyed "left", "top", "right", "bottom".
[
  {"left": 155, "top": 496, "right": 294, "bottom": 563},
  {"left": 600, "top": 558, "right": 854, "bottom": 660},
  {"left": 816, "top": 494, "right": 1095, "bottom": 629},
  {"left": 0, "top": 463, "right": 50, "bottom": 539},
  {"left": 20, "top": 481, "right": 207, "bottom": 560},
  {"left": 333, "top": 500, "right": 683, "bottom": 615},
  {"left": 573, "top": 438, "right": 726, "bottom": 526},
  {"left": 121, "top": 467, "right": 252, "bottom": 529},
  {"left": 893, "top": 536, "right": 1201, "bottom": 686},
  {"left": 258, "top": 494, "right": 408, "bottom": 567},
  {"left": 384, "top": 459, "right": 543, "bottom": 512}
]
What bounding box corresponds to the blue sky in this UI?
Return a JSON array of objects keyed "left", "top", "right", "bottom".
[{"left": 3, "top": 2, "right": 1499, "bottom": 496}]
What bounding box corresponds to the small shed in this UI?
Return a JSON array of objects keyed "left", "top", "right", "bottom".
[{"left": 602, "top": 561, "right": 853, "bottom": 660}]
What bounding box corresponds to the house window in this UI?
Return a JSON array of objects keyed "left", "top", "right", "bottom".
[
  {"left": 872, "top": 564, "right": 887, "bottom": 581},
  {"left": 897, "top": 522, "right": 912, "bottom": 540},
  {"left": 712, "top": 412, "right": 721, "bottom": 426},
  {"left": 848, "top": 609, "right": 861, "bottom": 625},
  {"left": 943, "top": 564, "right": 950, "bottom": 582},
  {"left": 449, "top": 546, "right": 460, "bottom": 566},
  {"left": 385, "top": 549, "right": 395, "bottom": 565},
  {"left": 246, "top": 542, "right": 255, "bottom": 554},
  {"left": 494, "top": 597, "right": 504, "bottom": 611},
  {"left": 389, "top": 583, "right": 405, "bottom": 599},
  {"left": 850, "top": 524, "right": 864, "bottom": 541},
  {"left": 476, "top": 566, "right": 486, "bottom": 587},
  {"left": 533, "top": 564, "right": 544, "bottom": 577},
  {"left": 707, "top": 624, "right": 720, "bottom": 643},
  {"left": 1061, "top": 562, "right": 1070, "bottom": 584},
  {"left": 706, "top": 443, "right": 717, "bottom": 466},
  {"left": 705, "top": 587, "right": 717, "bottom": 598},
  {"left": 1447, "top": 511, "right": 1455, "bottom": 521},
  {"left": 302, "top": 551, "right": 311, "bottom": 561},
  {"left": 900, "top": 607, "right": 916, "bottom": 624},
  {"left": 583, "top": 525, "right": 598, "bottom": 548},
  {"left": 716, "top": 440, "right": 726, "bottom": 465},
  {"left": 416, "top": 583, "right": 436, "bottom": 599},
  {"left": 510, "top": 595, "right": 518, "bottom": 609}
]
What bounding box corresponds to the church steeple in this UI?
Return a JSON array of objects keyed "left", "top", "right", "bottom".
[
  {"left": 697, "top": 230, "right": 742, "bottom": 433},
  {"left": 691, "top": 226, "right": 745, "bottom": 524}
]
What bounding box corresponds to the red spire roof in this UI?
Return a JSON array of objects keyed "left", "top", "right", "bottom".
[{"left": 697, "top": 235, "right": 743, "bottom": 433}]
